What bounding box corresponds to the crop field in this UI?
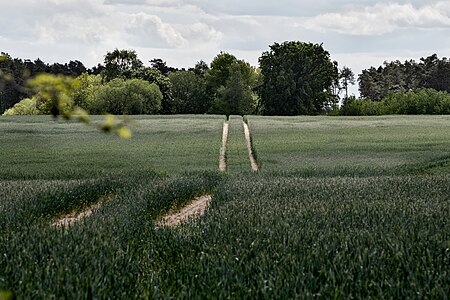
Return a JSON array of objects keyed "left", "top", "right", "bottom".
[
  {"left": 0, "top": 115, "right": 225, "bottom": 179},
  {"left": 248, "top": 115, "right": 450, "bottom": 176},
  {"left": 1, "top": 115, "right": 449, "bottom": 298}
]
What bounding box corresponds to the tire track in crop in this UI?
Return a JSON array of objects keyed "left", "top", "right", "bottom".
[
  {"left": 219, "top": 120, "right": 229, "bottom": 172},
  {"left": 243, "top": 119, "right": 259, "bottom": 172},
  {"left": 51, "top": 194, "right": 114, "bottom": 228},
  {"left": 156, "top": 194, "right": 212, "bottom": 227}
]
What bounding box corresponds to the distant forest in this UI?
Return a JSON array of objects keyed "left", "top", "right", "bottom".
[{"left": 2, "top": 42, "right": 450, "bottom": 116}]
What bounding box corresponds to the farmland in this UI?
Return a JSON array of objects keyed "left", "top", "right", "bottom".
[{"left": 1, "top": 115, "right": 449, "bottom": 298}]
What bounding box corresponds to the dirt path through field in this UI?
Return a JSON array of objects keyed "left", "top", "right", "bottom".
[
  {"left": 243, "top": 120, "right": 259, "bottom": 172},
  {"left": 156, "top": 195, "right": 212, "bottom": 227},
  {"left": 219, "top": 120, "right": 229, "bottom": 172}
]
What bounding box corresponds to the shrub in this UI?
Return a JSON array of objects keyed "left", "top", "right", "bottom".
[
  {"left": 94, "top": 78, "right": 162, "bottom": 115},
  {"left": 29, "top": 74, "right": 79, "bottom": 116},
  {"left": 340, "top": 96, "right": 379, "bottom": 116},
  {"left": 72, "top": 74, "right": 103, "bottom": 114},
  {"left": 2, "top": 97, "right": 40, "bottom": 116},
  {"left": 380, "top": 89, "right": 450, "bottom": 114}
]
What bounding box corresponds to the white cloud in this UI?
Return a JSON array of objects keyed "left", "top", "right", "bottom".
[
  {"left": 125, "top": 13, "right": 187, "bottom": 48},
  {"left": 176, "top": 22, "right": 223, "bottom": 44},
  {"left": 303, "top": 2, "right": 450, "bottom": 35}
]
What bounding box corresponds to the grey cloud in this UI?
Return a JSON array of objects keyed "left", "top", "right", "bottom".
[
  {"left": 2, "top": 0, "right": 450, "bottom": 87},
  {"left": 125, "top": 13, "right": 187, "bottom": 48}
]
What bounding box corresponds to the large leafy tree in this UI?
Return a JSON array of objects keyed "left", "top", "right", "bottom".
[
  {"left": 258, "top": 41, "right": 338, "bottom": 115},
  {"left": 206, "top": 52, "right": 259, "bottom": 115},
  {"left": 150, "top": 58, "right": 177, "bottom": 76},
  {"left": 168, "top": 70, "right": 210, "bottom": 114},
  {"left": 192, "top": 60, "right": 209, "bottom": 77},
  {"left": 102, "top": 50, "right": 174, "bottom": 114},
  {"left": 102, "top": 49, "right": 143, "bottom": 82},
  {"left": 214, "top": 64, "right": 256, "bottom": 116},
  {"left": 133, "top": 67, "right": 174, "bottom": 114}
]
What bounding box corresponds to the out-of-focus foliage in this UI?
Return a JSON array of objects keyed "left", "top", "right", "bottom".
[
  {"left": 29, "top": 74, "right": 80, "bottom": 117},
  {"left": 2, "top": 97, "right": 40, "bottom": 116},
  {"left": 22, "top": 73, "right": 132, "bottom": 138},
  {"left": 0, "top": 52, "right": 88, "bottom": 114}
]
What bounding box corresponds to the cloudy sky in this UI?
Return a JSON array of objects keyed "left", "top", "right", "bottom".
[{"left": 2, "top": 0, "right": 450, "bottom": 95}]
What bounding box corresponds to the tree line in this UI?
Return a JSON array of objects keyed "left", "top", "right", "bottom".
[
  {"left": 338, "top": 54, "right": 450, "bottom": 116},
  {"left": 2, "top": 42, "right": 450, "bottom": 116},
  {"left": 359, "top": 54, "right": 450, "bottom": 101}
]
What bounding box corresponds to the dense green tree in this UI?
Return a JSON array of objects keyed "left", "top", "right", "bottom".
[
  {"left": 338, "top": 88, "right": 450, "bottom": 116},
  {"left": 168, "top": 71, "right": 210, "bottom": 114},
  {"left": 420, "top": 55, "right": 450, "bottom": 93},
  {"left": 210, "top": 64, "right": 256, "bottom": 115},
  {"left": 380, "top": 88, "right": 450, "bottom": 115},
  {"left": 340, "top": 96, "right": 379, "bottom": 116},
  {"left": 206, "top": 52, "right": 259, "bottom": 115},
  {"left": 206, "top": 52, "right": 239, "bottom": 91},
  {"left": 0, "top": 53, "right": 31, "bottom": 113},
  {"left": 101, "top": 50, "right": 173, "bottom": 113},
  {"left": 150, "top": 58, "right": 177, "bottom": 76},
  {"left": 258, "top": 41, "right": 338, "bottom": 115},
  {"left": 133, "top": 67, "right": 173, "bottom": 114},
  {"left": 192, "top": 60, "right": 209, "bottom": 77},
  {"left": 102, "top": 49, "right": 143, "bottom": 82},
  {"left": 72, "top": 73, "right": 103, "bottom": 113}
]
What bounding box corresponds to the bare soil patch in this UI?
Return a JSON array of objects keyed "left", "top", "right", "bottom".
[{"left": 156, "top": 194, "right": 212, "bottom": 228}]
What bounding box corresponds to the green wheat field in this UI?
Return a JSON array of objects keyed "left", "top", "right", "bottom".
[{"left": 1, "top": 115, "right": 449, "bottom": 298}]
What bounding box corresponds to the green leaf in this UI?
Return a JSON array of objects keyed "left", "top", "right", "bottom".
[{"left": 116, "top": 126, "right": 132, "bottom": 139}]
